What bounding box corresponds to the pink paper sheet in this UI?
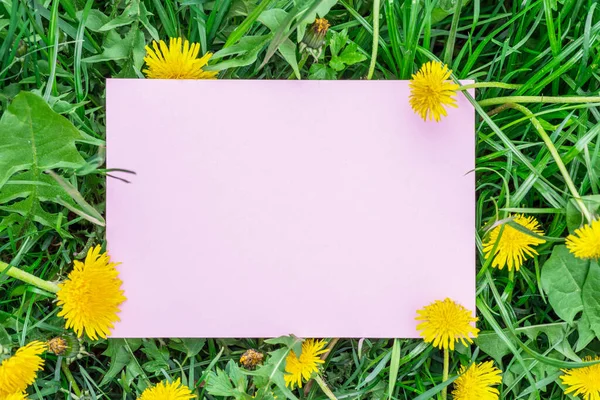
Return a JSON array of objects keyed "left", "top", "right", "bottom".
[{"left": 106, "top": 79, "right": 475, "bottom": 338}]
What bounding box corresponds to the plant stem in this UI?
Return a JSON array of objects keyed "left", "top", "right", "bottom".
[
  {"left": 443, "top": 0, "right": 462, "bottom": 65},
  {"left": 458, "top": 82, "right": 523, "bottom": 90},
  {"left": 62, "top": 361, "right": 82, "bottom": 397},
  {"left": 315, "top": 374, "right": 338, "bottom": 400},
  {"left": 442, "top": 347, "right": 449, "bottom": 400},
  {"left": 505, "top": 103, "right": 593, "bottom": 222},
  {"left": 479, "top": 95, "right": 600, "bottom": 107},
  {"left": 366, "top": 0, "right": 380, "bottom": 80},
  {"left": 0, "top": 261, "right": 60, "bottom": 293}
]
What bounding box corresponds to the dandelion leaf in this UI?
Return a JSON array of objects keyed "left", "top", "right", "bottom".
[
  {"left": 0, "top": 92, "right": 94, "bottom": 233},
  {"left": 540, "top": 245, "right": 589, "bottom": 324},
  {"left": 582, "top": 261, "right": 600, "bottom": 340}
]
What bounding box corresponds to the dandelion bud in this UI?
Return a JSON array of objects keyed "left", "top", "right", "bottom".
[{"left": 302, "top": 18, "right": 330, "bottom": 50}]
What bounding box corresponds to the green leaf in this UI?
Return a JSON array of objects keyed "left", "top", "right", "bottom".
[
  {"left": 264, "top": 335, "right": 302, "bottom": 355},
  {"left": 582, "top": 261, "right": 600, "bottom": 339},
  {"left": 206, "top": 367, "right": 236, "bottom": 396},
  {"left": 0, "top": 92, "right": 88, "bottom": 232},
  {"left": 566, "top": 194, "right": 600, "bottom": 233},
  {"left": 83, "top": 30, "right": 134, "bottom": 63},
  {"left": 76, "top": 9, "right": 110, "bottom": 32},
  {"left": 100, "top": 339, "right": 142, "bottom": 386},
  {"left": 329, "top": 29, "right": 347, "bottom": 57},
  {"left": 576, "top": 312, "right": 595, "bottom": 351},
  {"left": 115, "top": 28, "right": 146, "bottom": 78},
  {"left": 339, "top": 42, "right": 367, "bottom": 65},
  {"left": 258, "top": 10, "right": 300, "bottom": 79},
  {"left": 329, "top": 56, "right": 345, "bottom": 71},
  {"left": 0, "top": 92, "right": 84, "bottom": 188},
  {"left": 309, "top": 63, "right": 336, "bottom": 79},
  {"left": 249, "top": 340, "right": 301, "bottom": 400},
  {"left": 0, "top": 171, "right": 101, "bottom": 229},
  {"left": 541, "top": 245, "right": 589, "bottom": 324},
  {"left": 258, "top": 8, "right": 288, "bottom": 31},
  {"left": 206, "top": 360, "right": 249, "bottom": 399},
  {"left": 209, "top": 35, "right": 271, "bottom": 70}
]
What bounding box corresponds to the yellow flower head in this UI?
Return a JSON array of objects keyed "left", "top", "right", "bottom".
[
  {"left": 1, "top": 393, "right": 28, "bottom": 400},
  {"left": 409, "top": 61, "right": 460, "bottom": 122},
  {"left": 416, "top": 298, "right": 479, "bottom": 351},
  {"left": 143, "top": 37, "right": 218, "bottom": 80},
  {"left": 482, "top": 215, "right": 546, "bottom": 271},
  {"left": 0, "top": 341, "right": 46, "bottom": 396},
  {"left": 138, "top": 378, "right": 195, "bottom": 400},
  {"left": 561, "top": 357, "right": 600, "bottom": 400},
  {"left": 452, "top": 361, "right": 502, "bottom": 400},
  {"left": 566, "top": 219, "right": 600, "bottom": 260},
  {"left": 284, "top": 339, "right": 328, "bottom": 389},
  {"left": 56, "top": 245, "right": 126, "bottom": 340}
]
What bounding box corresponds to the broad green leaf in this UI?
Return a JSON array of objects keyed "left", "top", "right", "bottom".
[
  {"left": 339, "top": 42, "right": 367, "bottom": 65},
  {"left": 76, "top": 9, "right": 110, "bottom": 32},
  {"left": 329, "top": 29, "right": 348, "bottom": 57},
  {"left": 0, "top": 92, "right": 89, "bottom": 232},
  {"left": 258, "top": 8, "right": 288, "bottom": 31},
  {"left": 566, "top": 195, "right": 600, "bottom": 233},
  {"left": 83, "top": 30, "right": 134, "bottom": 63},
  {"left": 97, "top": 13, "right": 135, "bottom": 31},
  {"left": 541, "top": 245, "right": 589, "bottom": 324},
  {"left": 309, "top": 63, "right": 336, "bottom": 79},
  {"left": 264, "top": 335, "right": 302, "bottom": 355},
  {"left": 0, "top": 92, "right": 84, "bottom": 188},
  {"left": 206, "top": 360, "right": 250, "bottom": 399},
  {"left": 582, "top": 261, "right": 600, "bottom": 339},
  {"left": 329, "top": 56, "right": 345, "bottom": 71},
  {"left": 115, "top": 28, "right": 146, "bottom": 78},
  {"left": 0, "top": 171, "right": 101, "bottom": 229},
  {"left": 206, "top": 367, "right": 236, "bottom": 396},
  {"left": 258, "top": 10, "right": 300, "bottom": 79},
  {"left": 247, "top": 343, "right": 301, "bottom": 400},
  {"left": 208, "top": 35, "right": 271, "bottom": 70},
  {"left": 100, "top": 339, "right": 142, "bottom": 386},
  {"left": 576, "top": 312, "right": 595, "bottom": 351}
]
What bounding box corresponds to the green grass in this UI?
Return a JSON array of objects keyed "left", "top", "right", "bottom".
[{"left": 1, "top": 0, "right": 600, "bottom": 399}]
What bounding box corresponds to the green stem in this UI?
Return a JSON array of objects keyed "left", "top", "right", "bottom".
[
  {"left": 458, "top": 82, "right": 523, "bottom": 90},
  {"left": 62, "top": 361, "right": 82, "bottom": 397},
  {"left": 443, "top": 0, "right": 462, "bottom": 65},
  {"left": 314, "top": 374, "right": 338, "bottom": 400},
  {"left": 0, "top": 261, "right": 60, "bottom": 293},
  {"left": 479, "top": 95, "right": 600, "bottom": 107},
  {"left": 442, "top": 347, "right": 449, "bottom": 400},
  {"left": 506, "top": 103, "right": 593, "bottom": 222},
  {"left": 366, "top": 0, "right": 380, "bottom": 80}
]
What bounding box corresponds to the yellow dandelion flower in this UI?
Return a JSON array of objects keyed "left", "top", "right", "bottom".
[
  {"left": 138, "top": 378, "right": 195, "bottom": 400},
  {"left": 416, "top": 298, "right": 479, "bottom": 351},
  {"left": 0, "top": 341, "right": 46, "bottom": 396},
  {"left": 143, "top": 37, "right": 218, "bottom": 80},
  {"left": 452, "top": 361, "right": 502, "bottom": 400},
  {"left": 56, "top": 245, "right": 126, "bottom": 340},
  {"left": 284, "top": 339, "right": 328, "bottom": 389},
  {"left": 566, "top": 219, "right": 600, "bottom": 260},
  {"left": 482, "top": 215, "right": 546, "bottom": 271},
  {"left": 409, "top": 61, "right": 460, "bottom": 122},
  {"left": 1, "top": 393, "right": 28, "bottom": 400},
  {"left": 561, "top": 356, "right": 600, "bottom": 400}
]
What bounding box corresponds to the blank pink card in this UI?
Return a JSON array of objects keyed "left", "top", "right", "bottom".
[{"left": 106, "top": 79, "right": 475, "bottom": 338}]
